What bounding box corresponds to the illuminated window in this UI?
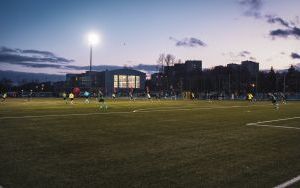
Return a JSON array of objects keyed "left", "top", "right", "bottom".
[
  {"left": 119, "top": 75, "right": 127, "bottom": 88},
  {"left": 113, "top": 75, "right": 141, "bottom": 88},
  {"left": 135, "top": 76, "right": 140, "bottom": 88},
  {"left": 114, "top": 75, "right": 118, "bottom": 88},
  {"left": 128, "top": 76, "right": 135, "bottom": 88}
]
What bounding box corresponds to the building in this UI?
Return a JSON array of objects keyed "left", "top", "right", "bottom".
[
  {"left": 151, "top": 60, "right": 202, "bottom": 92},
  {"left": 241, "top": 60, "right": 259, "bottom": 77},
  {"left": 105, "top": 69, "right": 146, "bottom": 95},
  {"left": 66, "top": 68, "right": 146, "bottom": 96},
  {"left": 227, "top": 63, "right": 241, "bottom": 71},
  {"left": 185, "top": 60, "right": 202, "bottom": 73}
]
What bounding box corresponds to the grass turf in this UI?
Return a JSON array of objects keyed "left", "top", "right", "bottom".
[{"left": 0, "top": 98, "right": 300, "bottom": 187}]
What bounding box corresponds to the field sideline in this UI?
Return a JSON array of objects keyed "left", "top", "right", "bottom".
[{"left": 0, "top": 99, "right": 300, "bottom": 187}]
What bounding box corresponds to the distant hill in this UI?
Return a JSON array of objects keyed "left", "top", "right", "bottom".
[
  {"left": 74, "top": 64, "right": 159, "bottom": 73},
  {"left": 0, "top": 64, "right": 159, "bottom": 84},
  {"left": 0, "top": 70, "right": 65, "bottom": 84}
]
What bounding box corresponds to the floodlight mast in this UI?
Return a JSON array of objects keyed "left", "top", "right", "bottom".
[
  {"left": 87, "top": 32, "right": 99, "bottom": 72},
  {"left": 90, "top": 44, "right": 93, "bottom": 72}
]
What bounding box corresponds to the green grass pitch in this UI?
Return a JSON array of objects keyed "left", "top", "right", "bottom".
[{"left": 0, "top": 98, "right": 300, "bottom": 187}]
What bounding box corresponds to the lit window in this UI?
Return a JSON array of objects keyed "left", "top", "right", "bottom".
[
  {"left": 119, "top": 75, "right": 127, "bottom": 88},
  {"left": 114, "top": 75, "right": 118, "bottom": 88},
  {"left": 128, "top": 76, "right": 135, "bottom": 88},
  {"left": 135, "top": 76, "right": 140, "bottom": 88},
  {"left": 113, "top": 75, "right": 141, "bottom": 88}
]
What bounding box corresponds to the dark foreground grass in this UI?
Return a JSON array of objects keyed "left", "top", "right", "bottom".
[{"left": 0, "top": 99, "right": 300, "bottom": 187}]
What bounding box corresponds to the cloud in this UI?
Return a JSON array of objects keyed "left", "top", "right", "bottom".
[
  {"left": 239, "top": 50, "right": 251, "bottom": 57},
  {"left": 291, "top": 52, "right": 300, "bottom": 59},
  {"left": 265, "top": 15, "right": 291, "bottom": 27},
  {"left": 238, "top": 1, "right": 300, "bottom": 40},
  {"left": 0, "top": 46, "right": 74, "bottom": 69},
  {"left": 265, "top": 15, "right": 300, "bottom": 39},
  {"left": 238, "top": 0, "right": 263, "bottom": 18},
  {"left": 169, "top": 37, "right": 207, "bottom": 47},
  {"left": 269, "top": 27, "right": 300, "bottom": 39}
]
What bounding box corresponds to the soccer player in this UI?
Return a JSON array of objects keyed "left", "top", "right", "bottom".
[
  {"left": 84, "top": 91, "right": 90, "bottom": 104},
  {"left": 129, "top": 92, "right": 134, "bottom": 101},
  {"left": 27, "top": 90, "right": 33, "bottom": 101},
  {"left": 98, "top": 90, "right": 107, "bottom": 110},
  {"left": 268, "top": 93, "right": 279, "bottom": 110},
  {"left": 69, "top": 92, "right": 75, "bottom": 104},
  {"left": 62, "top": 92, "right": 67, "bottom": 104},
  {"left": 1, "top": 92, "right": 7, "bottom": 102},
  {"left": 280, "top": 92, "right": 287, "bottom": 104},
  {"left": 147, "top": 92, "right": 151, "bottom": 100},
  {"left": 191, "top": 92, "right": 195, "bottom": 100},
  {"left": 247, "top": 93, "right": 254, "bottom": 102},
  {"left": 112, "top": 92, "right": 116, "bottom": 101}
]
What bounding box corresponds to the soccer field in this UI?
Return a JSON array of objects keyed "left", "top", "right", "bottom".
[{"left": 0, "top": 99, "right": 300, "bottom": 188}]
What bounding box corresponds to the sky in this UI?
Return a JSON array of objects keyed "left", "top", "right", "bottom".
[{"left": 0, "top": 0, "right": 300, "bottom": 74}]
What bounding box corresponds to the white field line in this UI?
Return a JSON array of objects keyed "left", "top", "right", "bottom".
[
  {"left": 133, "top": 104, "right": 270, "bottom": 112},
  {"left": 246, "top": 117, "right": 300, "bottom": 130},
  {"left": 248, "top": 124, "right": 300, "bottom": 130},
  {"left": 253, "top": 117, "right": 300, "bottom": 124},
  {"left": 0, "top": 105, "right": 267, "bottom": 120},
  {"left": 274, "top": 175, "right": 300, "bottom": 188}
]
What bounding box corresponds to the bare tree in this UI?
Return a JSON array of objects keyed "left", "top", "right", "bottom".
[
  {"left": 157, "top": 53, "right": 165, "bottom": 73},
  {"left": 164, "top": 54, "right": 175, "bottom": 67}
]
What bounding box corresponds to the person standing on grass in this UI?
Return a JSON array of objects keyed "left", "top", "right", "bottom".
[
  {"left": 84, "top": 91, "right": 90, "bottom": 104},
  {"left": 98, "top": 90, "right": 107, "bottom": 110},
  {"left": 280, "top": 92, "right": 287, "bottom": 104},
  {"left": 268, "top": 93, "right": 279, "bottom": 110},
  {"left": 112, "top": 92, "right": 116, "bottom": 101},
  {"left": 62, "top": 92, "right": 67, "bottom": 104},
  {"left": 191, "top": 92, "right": 195, "bottom": 100},
  {"left": 129, "top": 91, "right": 134, "bottom": 101},
  {"left": 129, "top": 87, "right": 134, "bottom": 101},
  {"left": 147, "top": 92, "right": 152, "bottom": 101},
  {"left": 112, "top": 88, "right": 117, "bottom": 101},
  {"left": 247, "top": 93, "right": 254, "bottom": 103},
  {"left": 69, "top": 92, "right": 75, "bottom": 104},
  {"left": 1, "top": 92, "right": 7, "bottom": 102},
  {"left": 27, "top": 90, "right": 33, "bottom": 101}
]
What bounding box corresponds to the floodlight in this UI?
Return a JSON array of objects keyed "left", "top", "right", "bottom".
[{"left": 88, "top": 32, "right": 99, "bottom": 46}]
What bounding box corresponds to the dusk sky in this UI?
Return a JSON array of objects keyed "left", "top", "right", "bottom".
[{"left": 0, "top": 0, "right": 300, "bottom": 74}]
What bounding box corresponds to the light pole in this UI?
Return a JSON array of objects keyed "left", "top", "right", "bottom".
[
  {"left": 89, "top": 44, "right": 93, "bottom": 72},
  {"left": 87, "top": 32, "right": 99, "bottom": 72}
]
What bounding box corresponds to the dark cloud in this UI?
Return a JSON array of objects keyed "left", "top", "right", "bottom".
[
  {"left": 0, "top": 46, "right": 75, "bottom": 70},
  {"left": 265, "top": 15, "right": 291, "bottom": 28},
  {"left": 263, "top": 14, "right": 300, "bottom": 39},
  {"left": 270, "top": 27, "right": 300, "bottom": 39},
  {"left": 291, "top": 52, "right": 300, "bottom": 59},
  {"left": 169, "top": 37, "right": 207, "bottom": 47},
  {"left": 22, "top": 49, "right": 55, "bottom": 57},
  {"left": 64, "top": 64, "right": 158, "bottom": 72},
  {"left": 239, "top": 0, "right": 263, "bottom": 18},
  {"left": 5, "top": 61, "right": 63, "bottom": 69},
  {"left": 238, "top": 1, "right": 300, "bottom": 40}
]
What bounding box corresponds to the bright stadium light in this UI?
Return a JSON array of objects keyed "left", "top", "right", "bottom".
[
  {"left": 87, "top": 32, "right": 99, "bottom": 46},
  {"left": 86, "top": 32, "right": 100, "bottom": 72}
]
